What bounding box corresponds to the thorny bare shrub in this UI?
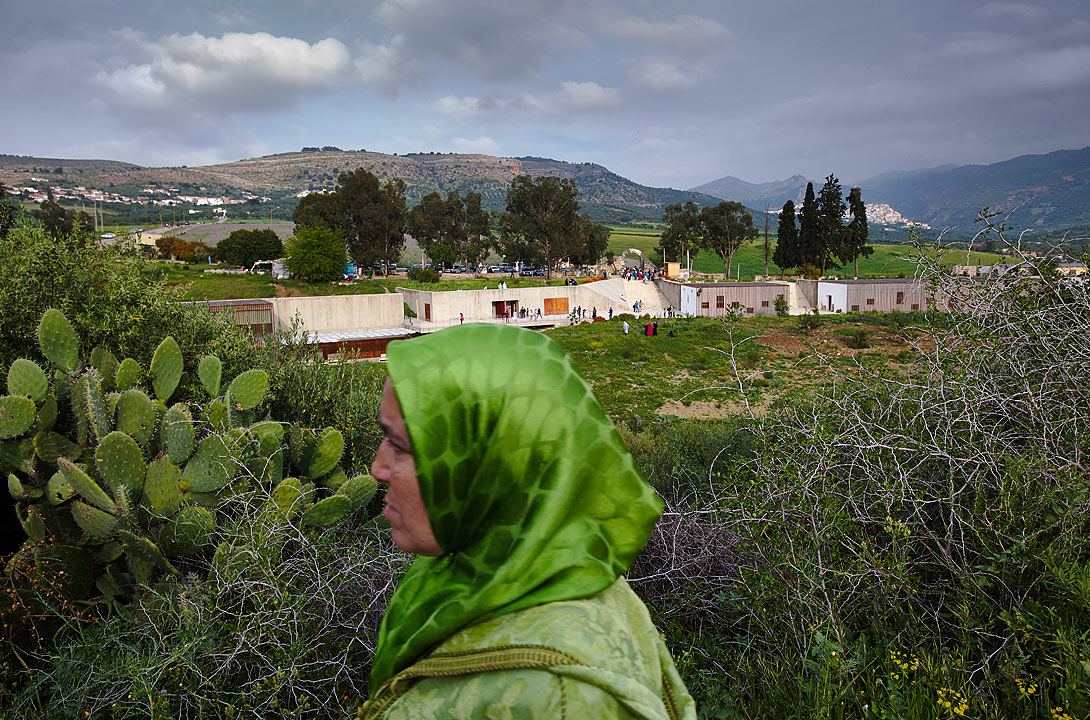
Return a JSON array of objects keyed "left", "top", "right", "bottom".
[
  {"left": 726, "top": 221, "right": 1090, "bottom": 692},
  {"left": 4, "top": 489, "right": 411, "bottom": 720}
]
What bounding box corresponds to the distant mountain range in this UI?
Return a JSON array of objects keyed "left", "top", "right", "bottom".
[
  {"left": 4, "top": 146, "right": 1088, "bottom": 238},
  {"left": 0, "top": 151, "right": 721, "bottom": 224},
  {"left": 692, "top": 147, "right": 1090, "bottom": 240}
]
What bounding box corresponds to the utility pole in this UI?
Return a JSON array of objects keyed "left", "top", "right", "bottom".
[{"left": 763, "top": 202, "right": 770, "bottom": 278}]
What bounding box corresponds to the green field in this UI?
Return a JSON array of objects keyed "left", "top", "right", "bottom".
[{"left": 604, "top": 224, "right": 1014, "bottom": 280}]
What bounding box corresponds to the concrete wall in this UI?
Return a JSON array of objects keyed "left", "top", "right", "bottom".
[
  {"left": 689, "top": 282, "right": 789, "bottom": 317},
  {"left": 816, "top": 282, "right": 849, "bottom": 313},
  {"left": 269, "top": 293, "right": 404, "bottom": 334},
  {"left": 656, "top": 279, "right": 683, "bottom": 310},
  {"left": 400, "top": 284, "right": 617, "bottom": 324}
]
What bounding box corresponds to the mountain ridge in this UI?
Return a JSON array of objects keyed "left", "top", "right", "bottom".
[{"left": 0, "top": 150, "right": 722, "bottom": 224}]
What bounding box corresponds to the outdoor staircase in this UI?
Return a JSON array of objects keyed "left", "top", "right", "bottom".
[{"left": 583, "top": 278, "right": 670, "bottom": 317}]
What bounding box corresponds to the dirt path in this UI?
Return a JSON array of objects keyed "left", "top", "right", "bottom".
[{"left": 274, "top": 284, "right": 303, "bottom": 297}]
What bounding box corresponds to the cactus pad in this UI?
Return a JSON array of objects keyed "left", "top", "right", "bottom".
[
  {"left": 269, "top": 477, "right": 305, "bottom": 520},
  {"left": 338, "top": 473, "right": 378, "bottom": 511},
  {"left": 0, "top": 437, "right": 35, "bottom": 475},
  {"left": 115, "top": 389, "right": 156, "bottom": 445},
  {"left": 8, "top": 473, "right": 29, "bottom": 501},
  {"left": 37, "top": 309, "right": 79, "bottom": 374},
  {"left": 89, "top": 347, "right": 120, "bottom": 391},
  {"left": 160, "top": 505, "right": 214, "bottom": 556},
  {"left": 197, "top": 355, "right": 222, "bottom": 397},
  {"left": 115, "top": 358, "right": 142, "bottom": 391},
  {"left": 142, "top": 456, "right": 184, "bottom": 518},
  {"left": 162, "top": 403, "right": 195, "bottom": 463},
  {"left": 204, "top": 396, "right": 228, "bottom": 432},
  {"left": 97, "top": 541, "right": 125, "bottom": 564},
  {"left": 300, "top": 494, "right": 352, "bottom": 528},
  {"left": 181, "top": 435, "right": 237, "bottom": 492},
  {"left": 33, "top": 430, "right": 83, "bottom": 463},
  {"left": 119, "top": 529, "right": 180, "bottom": 584},
  {"left": 306, "top": 428, "right": 344, "bottom": 479},
  {"left": 79, "top": 373, "right": 112, "bottom": 442},
  {"left": 71, "top": 500, "right": 118, "bottom": 541},
  {"left": 318, "top": 468, "right": 348, "bottom": 493},
  {"left": 58, "top": 457, "right": 116, "bottom": 513},
  {"left": 227, "top": 369, "right": 269, "bottom": 411},
  {"left": 35, "top": 392, "right": 58, "bottom": 431},
  {"left": 0, "top": 396, "right": 37, "bottom": 439},
  {"left": 95, "top": 431, "right": 146, "bottom": 500},
  {"left": 150, "top": 336, "right": 183, "bottom": 403},
  {"left": 8, "top": 359, "right": 48, "bottom": 403},
  {"left": 46, "top": 470, "right": 77, "bottom": 505}
]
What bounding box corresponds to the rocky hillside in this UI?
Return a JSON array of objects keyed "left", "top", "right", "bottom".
[{"left": 0, "top": 150, "right": 720, "bottom": 223}]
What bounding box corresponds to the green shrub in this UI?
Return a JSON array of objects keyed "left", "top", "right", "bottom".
[
  {"left": 406, "top": 267, "right": 441, "bottom": 283},
  {"left": 843, "top": 327, "right": 870, "bottom": 348},
  {"left": 774, "top": 296, "right": 789, "bottom": 317}
]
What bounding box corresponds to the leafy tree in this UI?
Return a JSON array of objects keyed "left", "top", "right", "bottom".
[
  {"left": 498, "top": 175, "right": 583, "bottom": 278},
  {"left": 34, "top": 193, "right": 92, "bottom": 241},
  {"left": 816, "top": 174, "right": 847, "bottom": 275},
  {"left": 284, "top": 225, "right": 348, "bottom": 282},
  {"left": 773, "top": 200, "right": 800, "bottom": 276},
  {"left": 572, "top": 215, "right": 611, "bottom": 265},
  {"left": 462, "top": 191, "right": 494, "bottom": 269},
  {"left": 291, "top": 169, "right": 406, "bottom": 269},
  {"left": 156, "top": 236, "right": 179, "bottom": 260},
  {"left": 798, "top": 182, "right": 821, "bottom": 270},
  {"left": 657, "top": 201, "right": 701, "bottom": 266},
  {"left": 839, "top": 187, "right": 873, "bottom": 278},
  {"left": 407, "top": 192, "right": 458, "bottom": 270},
  {"left": 217, "top": 229, "right": 283, "bottom": 267},
  {"left": 699, "top": 201, "right": 757, "bottom": 277},
  {"left": 0, "top": 182, "right": 17, "bottom": 240}
]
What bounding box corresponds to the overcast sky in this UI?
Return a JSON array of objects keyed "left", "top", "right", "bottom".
[{"left": 3, "top": 1, "right": 1088, "bottom": 189}]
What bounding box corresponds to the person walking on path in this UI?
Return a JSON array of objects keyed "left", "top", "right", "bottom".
[{"left": 459, "top": 312, "right": 464, "bottom": 325}]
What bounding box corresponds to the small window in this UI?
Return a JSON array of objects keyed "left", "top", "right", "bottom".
[
  {"left": 866, "top": 298, "right": 875, "bottom": 306},
  {"left": 776, "top": 294, "right": 784, "bottom": 300},
  {"left": 701, "top": 301, "right": 710, "bottom": 309},
  {"left": 851, "top": 305, "right": 859, "bottom": 312},
  {"left": 911, "top": 303, "right": 919, "bottom": 311},
  {"left": 896, "top": 291, "right": 905, "bottom": 304},
  {"left": 716, "top": 296, "right": 724, "bottom": 309},
  {"left": 746, "top": 307, "right": 754, "bottom": 314},
  {"left": 731, "top": 301, "right": 740, "bottom": 309},
  {"left": 761, "top": 300, "right": 769, "bottom": 307}
]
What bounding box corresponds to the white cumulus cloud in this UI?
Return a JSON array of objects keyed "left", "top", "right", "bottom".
[
  {"left": 96, "top": 31, "right": 354, "bottom": 112},
  {"left": 433, "top": 95, "right": 481, "bottom": 120}
]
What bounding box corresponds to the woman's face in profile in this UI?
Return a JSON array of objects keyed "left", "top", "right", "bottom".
[{"left": 371, "top": 378, "right": 443, "bottom": 556}]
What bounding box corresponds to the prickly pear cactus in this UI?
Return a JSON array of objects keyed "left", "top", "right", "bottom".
[
  {"left": 150, "top": 336, "right": 183, "bottom": 403},
  {"left": 8, "top": 358, "right": 49, "bottom": 403},
  {"left": 37, "top": 309, "right": 79, "bottom": 374},
  {"left": 2, "top": 308, "right": 372, "bottom": 608}
]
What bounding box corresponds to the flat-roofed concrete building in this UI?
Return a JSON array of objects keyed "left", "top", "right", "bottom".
[
  {"left": 816, "top": 278, "right": 930, "bottom": 314},
  {"left": 657, "top": 279, "right": 793, "bottom": 317}
]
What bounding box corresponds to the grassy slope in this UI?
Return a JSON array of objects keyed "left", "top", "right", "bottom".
[{"left": 547, "top": 314, "right": 921, "bottom": 419}]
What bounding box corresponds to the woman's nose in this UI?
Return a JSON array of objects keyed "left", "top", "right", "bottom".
[{"left": 371, "top": 445, "right": 390, "bottom": 483}]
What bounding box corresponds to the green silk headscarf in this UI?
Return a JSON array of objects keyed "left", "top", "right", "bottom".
[{"left": 369, "top": 323, "right": 663, "bottom": 694}]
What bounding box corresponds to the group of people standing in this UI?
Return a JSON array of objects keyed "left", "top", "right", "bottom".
[{"left": 622, "top": 267, "right": 657, "bottom": 282}]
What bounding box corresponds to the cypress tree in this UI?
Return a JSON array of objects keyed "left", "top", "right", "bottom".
[
  {"left": 773, "top": 200, "right": 799, "bottom": 277},
  {"left": 816, "top": 174, "right": 846, "bottom": 276},
  {"left": 798, "top": 182, "right": 821, "bottom": 271},
  {"left": 839, "top": 186, "right": 873, "bottom": 278}
]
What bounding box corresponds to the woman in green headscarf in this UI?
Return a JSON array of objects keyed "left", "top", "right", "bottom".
[{"left": 361, "top": 323, "right": 695, "bottom": 719}]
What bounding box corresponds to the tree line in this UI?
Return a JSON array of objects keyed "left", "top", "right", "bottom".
[
  {"left": 288, "top": 169, "right": 611, "bottom": 282},
  {"left": 658, "top": 174, "right": 871, "bottom": 279}
]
